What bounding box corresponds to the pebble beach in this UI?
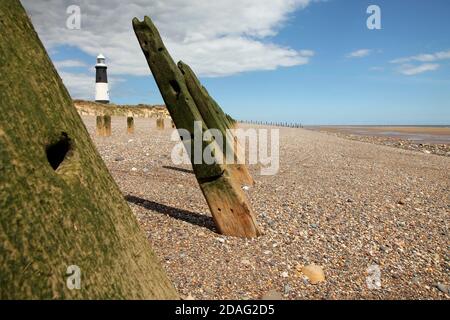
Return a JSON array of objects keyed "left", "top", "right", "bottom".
[{"left": 83, "top": 115, "right": 449, "bottom": 300}]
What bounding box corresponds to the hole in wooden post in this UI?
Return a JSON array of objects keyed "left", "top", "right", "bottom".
[
  {"left": 46, "top": 132, "right": 72, "bottom": 170},
  {"left": 169, "top": 80, "right": 181, "bottom": 98}
]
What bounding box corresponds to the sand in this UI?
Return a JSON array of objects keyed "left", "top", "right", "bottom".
[
  {"left": 311, "top": 126, "right": 450, "bottom": 136},
  {"left": 82, "top": 115, "right": 450, "bottom": 300},
  {"left": 309, "top": 126, "right": 450, "bottom": 156},
  {"left": 310, "top": 126, "right": 450, "bottom": 145}
]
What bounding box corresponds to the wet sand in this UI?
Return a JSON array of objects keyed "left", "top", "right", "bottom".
[{"left": 309, "top": 126, "right": 450, "bottom": 144}]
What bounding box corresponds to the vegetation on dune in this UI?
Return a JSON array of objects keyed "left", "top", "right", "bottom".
[{"left": 74, "top": 100, "right": 169, "bottom": 118}]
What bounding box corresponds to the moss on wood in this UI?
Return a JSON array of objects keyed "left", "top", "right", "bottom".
[
  {"left": 133, "top": 16, "right": 260, "bottom": 237},
  {"left": 0, "top": 1, "right": 177, "bottom": 299}
]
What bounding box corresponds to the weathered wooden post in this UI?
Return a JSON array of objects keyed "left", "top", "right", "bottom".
[
  {"left": 103, "top": 115, "right": 112, "bottom": 136},
  {"left": 96, "top": 115, "right": 105, "bottom": 136},
  {"left": 96, "top": 115, "right": 111, "bottom": 137},
  {"left": 177, "top": 61, "right": 254, "bottom": 186},
  {"left": 133, "top": 16, "right": 260, "bottom": 237},
  {"left": 156, "top": 118, "right": 165, "bottom": 130},
  {"left": 127, "top": 116, "right": 135, "bottom": 134},
  {"left": 0, "top": 1, "right": 177, "bottom": 299}
]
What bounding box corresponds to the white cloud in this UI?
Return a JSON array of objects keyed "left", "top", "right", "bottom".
[
  {"left": 347, "top": 49, "right": 372, "bottom": 58},
  {"left": 390, "top": 50, "right": 450, "bottom": 64},
  {"left": 389, "top": 50, "right": 449, "bottom": 76},
  {"left": 54, "top": 59, "right": 88, "bottom": 68},
  {"left": 53, "top": 59, "right": 94, "bottom": 100},
  {"left": 22, "top": 0, "right": 314, "bottom": 79},
  {"left": 58, "top": 71, "right": 94, "bottom": 100},
  {"left": 169, "top": 37, "right": 312, "bottom": 77},
  {"left": 397, "top": 63, "right": 439, "bottom": 76},
  {"left": 58, "top": 70, "right": 125, "bottom": 100}
]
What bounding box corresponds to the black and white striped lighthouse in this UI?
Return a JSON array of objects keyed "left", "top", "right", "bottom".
[{"left": 95, "top": 54, "right": 109, "bottom": 103}]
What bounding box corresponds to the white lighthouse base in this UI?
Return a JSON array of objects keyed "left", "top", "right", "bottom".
[{"left": 95, "top": 83, "right": 109, "bottom": 103}]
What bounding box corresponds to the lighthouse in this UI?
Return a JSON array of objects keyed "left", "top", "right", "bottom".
[{"left": 95, "top": 54, "right": 109, "bottom": 103}]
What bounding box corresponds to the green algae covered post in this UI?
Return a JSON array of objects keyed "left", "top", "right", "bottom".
[{"left": 0, "top": 0, "right": 177, "bottom": 299}]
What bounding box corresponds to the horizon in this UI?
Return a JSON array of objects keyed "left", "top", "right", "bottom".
[
  {"left": 22, "top": 0, "right": 450, "bottom": 125},
  {"left": 75, "top": 100, "right": 450, "bottom": 126}
]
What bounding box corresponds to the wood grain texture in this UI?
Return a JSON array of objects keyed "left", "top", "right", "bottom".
[{"left": 133, "top": 16, "right": 260, "bottom": 237}]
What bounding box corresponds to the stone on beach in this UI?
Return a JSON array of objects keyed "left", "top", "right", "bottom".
[{"left": 301, "top": 264, "right": 326, "bottom": 285}]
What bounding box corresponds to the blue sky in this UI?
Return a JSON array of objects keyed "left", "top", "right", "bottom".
[{"left": 24, "top": 0, "right": 450, "bottom": 125}]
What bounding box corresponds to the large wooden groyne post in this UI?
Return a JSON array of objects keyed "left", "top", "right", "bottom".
[
  {"left": 133, "top": 16, "right": 260, "bottom": 238},
  {"left": 178, "top": 62, "right": 254, "bottom": 186},
  {"left": 0, "top": 1, "right": 177, "bottom": 299}
]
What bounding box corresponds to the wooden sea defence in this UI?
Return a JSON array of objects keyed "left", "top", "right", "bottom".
[
  {"left": 133, "top": 16, "right": 260, "bottom": 238},
  {"left": 96, "top": 115, "right": 112, "bottom": 137},
  {"left": 0, "top": 1, "right": 177, "bottom": 299},
  {"left": 127, "top": 116, "right": 135, "bottom": 134},
  {"left": 177, "top": 62, "right": 254, "bottom": 186},
  {"left": 156, "top": 117, "right": 165, "bottom": 130},
  {"left": 96, "top": 115, "right": 104, "bottom": 136}
]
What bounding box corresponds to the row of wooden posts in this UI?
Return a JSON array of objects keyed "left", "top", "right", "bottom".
[
  {"left": 95, "top": 115, "right": 174, "bottom": 136},
  {"left": 241, "top": 120, "right": 304, "bottom": 128},
  {"left": 96, "top": 115, "right": 302, "bottom": 137}
]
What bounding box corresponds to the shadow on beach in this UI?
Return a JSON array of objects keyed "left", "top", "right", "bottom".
[{"left": 125, "top": 194, "right": 216, "bottom": 232}]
